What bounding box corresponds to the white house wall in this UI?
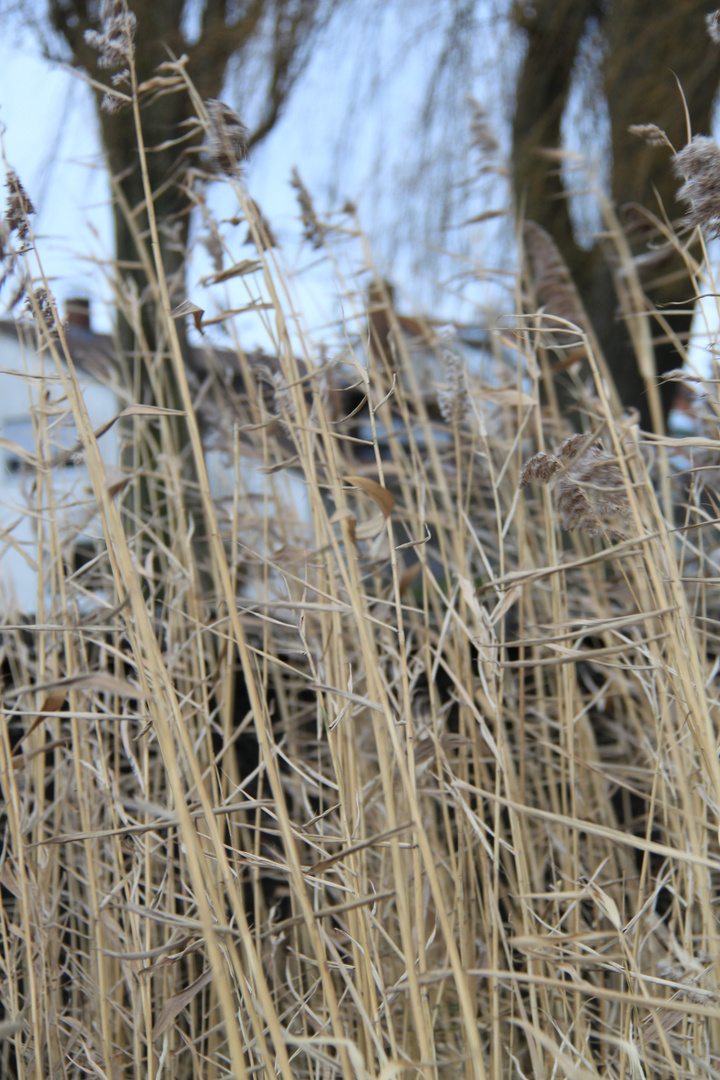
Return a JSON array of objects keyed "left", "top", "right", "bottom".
[{"left": 0, "top": 326, "right": 119, "bottom": 614}]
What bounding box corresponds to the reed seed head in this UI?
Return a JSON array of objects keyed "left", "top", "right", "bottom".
[
  {"left": 673, "top": 135, "right": 720, "bottom": 235},
  {"left": 523, "top": 221, "right": 588, "bottom": 340},
  {"left": 628, "top": 123, "right": 673, "bottom": 150},
  {"left": 557, "top": 433, "right": 593, "bottom": 462},
  {"left": 25, "top": 287, "right": 59, "bottom": 338},
  {"left": 5, "top": 170, "right": 35, "bottom": 242},
  {"left": 244, "top": 198, "right": 277, "bottom": 251},
  {"left": 290, "top": 168, "right": 325, "bottom": 248},
  {"left": 467, "top": 96, "right": 499, "bottom": 159},
  {"left": 437, "top": 349, "right": 470, "bottom": 427},
  {"left": 84, "top": 0, "right": 136, "bottom": 69},
  {"left": 556, "top": 446, "right": 629, "bottom": 535},
  {"left": 519, "top": 451, "right": 561, "bottom": 488},
  {"left": 101, "top": 90, "right": 128, "bottom": 114},
  {"left": 707, "top": 9, "right": 720, "bottom": 43},
  {"left": 206, "top": 99, "right": 248, "bottom": 177},
  {"left": 521, "top": 438, "right": 631, "bottom": 536}
]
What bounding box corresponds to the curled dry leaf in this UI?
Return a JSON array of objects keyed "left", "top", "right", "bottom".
[
  {"left": 477, "top": 387, "right": 535, "bottom": 407},
  {"left": 7, "top": 673, "right": 146, "bottom": 700},
  {"left": 329, "top": 506, "right": 357, "bottom": 543},
  {"left": 14, "top": 687, "right": 68, "bottom": 747},
  {"left": 344, "top": 476, "right": 395, "bottom": 519},
  {"left": 151, "top": 969, "right": 213, "bottom": 1041},
  {"left": 200, "top": 303, "right": 272, "bottom": 326},
  {"left": 88, "top": 407, "right": 184, "bottom": 455},
  {"left": 353, "top": 512, "right": 387, "bottom": 541},
  {"left": 398, "top": 561, "right": 422, "bottom": 596},
  {"left": 199, "top": 259, "right": 262, "bottom": 286},
  {"left": 170, "top": 299, "right": 204, "bottom": 333}
]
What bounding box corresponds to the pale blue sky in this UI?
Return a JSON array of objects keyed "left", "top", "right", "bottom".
[
  {"left": 0, "top": 6, "right": 515, "bottom": 349},
  {"left": 1, "top": 5, "right": 714, "bottom": 372}
]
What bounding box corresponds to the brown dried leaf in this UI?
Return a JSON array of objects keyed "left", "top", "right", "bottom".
[
  {"left": 477, "top": 387, "right": 535, "bottom": 407},
  {"left": 137, "top": 75, "right": 184, "bottom": 94},
  {"left": 344, "top": 476, "right": 395, "bottom": 519},
  {"left": 151, "top": 969, "right": 213, "bottom": 1041},
  {"left": 398, "top": 562, "right": 422, "bottom": 596},
  {"left": 36, "top": 688, "right": 67, "bottom": 715},
  {"left": 460, "top": 209, "right": 510, "bottom": 225},
  {"left": 170, "top": 300, "right": 204, "bottom": 333},
  {"left": 12, "top": 738, "right": 69, "bottom": 770},
  {"left": 106, "top": 471, "right": 133, "bottom": 497},
  {"left": 489, "top": 585, "right": 522, "bottom": 626},
  {"left": 353, "top": 512, "right": 386, "bottom": 541},
  {"left": 119, "top": 405, "right": 186, "bottom": 418},
  {"left": 199, "top": 259, "right": 262, "bottom": 286},
  {"left": 329, "top": 507, "right": 355, "bottom": 525},
  {"left": 0, "top": 865, "right": 20, "bottom": 899},
  {"left": 7, "top": 674, "right": 145, "bottom": 700},
  {"left": 200, "top": 303, "right": 273, "bottom": 326},
  {"left": 329, "top": 506, "right": 357, "bottom": 542},
  {"left": 15, "top": 688, "right": 68, "bottom": 747}
]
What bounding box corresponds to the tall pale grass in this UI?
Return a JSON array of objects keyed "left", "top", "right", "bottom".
[{"left": 2, "top": 40, "right": 720, "bottom": 1080}]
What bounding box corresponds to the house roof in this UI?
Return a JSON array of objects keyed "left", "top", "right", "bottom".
[
  {"left": 0, "top": 295, "right": 514, "bottom": 467},
  {"left": 0, "top": 317, "right": 118, "bottom": 385}
]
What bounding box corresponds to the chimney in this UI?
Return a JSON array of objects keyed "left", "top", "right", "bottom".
[{"left": 66, "top": 297, "right": 91, "bottom": 331}]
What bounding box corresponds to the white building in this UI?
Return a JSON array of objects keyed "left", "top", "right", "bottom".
[
  {"left": 0, "top": 301, "right": 119, "bottom": 613},
  {"left": 0, "top": 301, "right": 310, "bottom": 614}
]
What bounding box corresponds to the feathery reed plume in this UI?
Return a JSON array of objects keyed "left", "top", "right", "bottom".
[
  {"left": 707, "top": 9, "right": 720, "bottom": 43},
  {"left": 100, "top": 68, "right": 131, "bottom": 112},
  {"left": 290, "top": 167, "right": 325, "bottom": 248},
  {"left": 437, "top": 347, "right": 470, "bottom": 427},
  {"left": 0, "top": 218, "right": 9, "bottom": 266},
  {"left": 201, "top": 228, "right": 224, "bottom": 272},
  {"left": 467, "top": 96, "right": 499, "bottom": 160},
  {"left": 5, "top": 170, "right": 35, "bottom": 242},
  {"left": 271, "top": 371, "right": 298, "bottom": 433},
  {"left": 10, "top": 56, "right": 720, "bottom": 1080},
  {"left": 84, "top": 0, "right": 136, "bottom": 69},
  {"left": 25, "top": 286, "right": 59, "bottom": 339},
  {"left": 521, "top": 435, "right": 631, "bottom": 536},
  {"left": 250, "top": 353, "right": 305, "bottom": 426},
  {"left": 673, "top": 135, "right": 720, "bottom": 235},
  {"left": 628, "top": 123, "right": 674, "bottom": 150},
  {"left": 206, "top": 99, "right": 248, "bottom": 177},
  {"left": 523, "top": 221, "right": 588, "bottom": 345},
  {"left": 244, "top": 197, "right": 277, "bottom": 250},
  {"left": 518, "top": 449, "right": 561, "bottom": 487},
  {"left": 101, "top": 89, "right": 129, "bottom": 114}
]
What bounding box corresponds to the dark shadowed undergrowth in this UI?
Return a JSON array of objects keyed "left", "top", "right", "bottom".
[{"left": 3, "top": 40, "right": 720, "bottom": 1080}]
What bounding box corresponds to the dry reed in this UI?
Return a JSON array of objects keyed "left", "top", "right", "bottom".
[{"left": 1, "top": 43, "right": 720, "bottom": 1080}]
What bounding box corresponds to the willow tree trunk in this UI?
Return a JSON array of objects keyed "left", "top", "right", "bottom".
[
  {"left": 512, "top": 0, "right": 720, "bottom": 430},
  {"left": 48, "top": 0, "right": 329, "bottom": 592}
]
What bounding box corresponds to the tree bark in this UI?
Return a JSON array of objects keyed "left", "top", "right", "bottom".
[
  {"left": 512, "top": 0, "right": 720, "bottom": 431},
  {"left": 47, "top": 0, "right": 324, "bottom": 353},
  {"left": 45, "top": 0, "right": 330, "bottom": 586}
]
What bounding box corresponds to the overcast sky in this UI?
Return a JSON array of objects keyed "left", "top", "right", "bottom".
[
  {"left": 0, "top": 5, "right": 520, "bottom": 348},
  {"left": 0, "top": 5, "right": 716, "bottom": 370}
]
